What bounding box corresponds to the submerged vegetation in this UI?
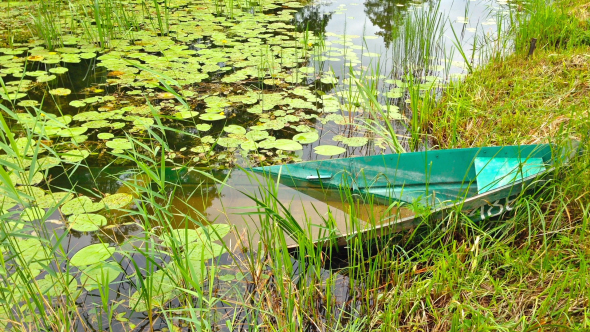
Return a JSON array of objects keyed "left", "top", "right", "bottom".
[{"left": 0, "top": 0, "right": 588, "bottom": 330}]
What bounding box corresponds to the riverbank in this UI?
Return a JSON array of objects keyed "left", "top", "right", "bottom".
[{"left": 410, "top": 0, "right": 590, "bottom": 328}]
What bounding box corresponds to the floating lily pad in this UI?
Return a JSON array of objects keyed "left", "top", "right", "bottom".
[
  {"left": 106, "top": 138, "right": 133, "bottom": 150},
  {"left": 35, "top": 157, "right": 61, "bottom": 171},
  {"left": 196, "top": 124, "right": 211, "bottom": 131},
  {"left": 61, "top": 196, "right": 104, "bottom": 215},
  {"left": 240, "top": 140, "right": 257, "bottom": 151},
  {"left": 49, "top": 88, "right": 71, "bottom": 96},
  {"left": 37, "top": 192, "right": 74, "bottom": 209},
  {"left": 314, "top": 145, "right": 346, "bottom": 156},
  {"left": 49, "top": 67, "right": 69, "bottom": 74},
  {"left": 57, "top": 127, "right": 88, "bottom": 137},
  {"left": 97, "top": 133, "right": 114, "bottom": 139},
  {"left": 129, "top": 267, "right": 179, "bottom": 312},
  {"left": 293, "top": 132, "right": 319, "bottom": 144},
  {"left": 17, "top": 100, "right": 39, "bottom": 107},
  {"left": 9, "top": 171, "right": 44, "bottom": 185},
  {"left": 267, "top": 139, "right": 303, "bottom": 151},
  {"left": 175, "top": 111, "right": 199, "bottom": 119},
  {"left": 80, "top": 262, "right": 122, "bottom": 291},
  {"left": 199, "top": 113, "right": 226, "bottom": 121},
  {"left": 68, "top": 213, "right": 107, "bottom": 232},
  {"left": 70, "top": 243, "right": 115, "bottom": 267},
  {"left": 245, "top": 130, "right": 269, "bottom": 141},
  {"left": 37, "top": 75, "right": 56, "bottom": 83},
  {"left": 186, "top": 241, "right": 226, "bottom": 264},
  {"left": 21, "top": 207, "right": 46, "bottom": 222},
  {"left": 69, "top": 100, "right": 86, "bottom": 108},
  {"left": 37, "top": 273, "right": 79, "bottom": 297},
  {"left": 61, "top": 149, "right": 90, "bottom": 163},
  {"left": 223, "top": 125, "right": 246, "bottom": 135},
  {"left": 101, "top": 193, "right": 133, "bottom": 210}
]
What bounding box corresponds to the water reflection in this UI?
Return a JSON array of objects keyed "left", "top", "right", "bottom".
[{"left": 363, "top": 0, "right": 429, "bottom": 47}]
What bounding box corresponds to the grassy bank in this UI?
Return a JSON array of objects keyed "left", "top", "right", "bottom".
[{"left": 405, "top": 0, "right": 590, "bottom": 329}]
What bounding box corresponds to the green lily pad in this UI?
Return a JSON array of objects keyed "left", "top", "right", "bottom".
[
  {"left": 9, "top": 171, "right": 44, "bottom": 185},
  {"left": 186, "top": 241, "right": 226, "bottom": 264},
  {"left": 101, "top": 193, "right": 133, "bottom": 210},
  {"left": 97, "top": 133, "right": 114, "bottom": 139},
  {"left": 175, "top": 111, "right": 199, "bottom": 119},
  {"left": 245, "top": 130, "right": 269, "bottom": 141},
  {"left": 21, "top": 207, "right": 46, "bottom": 222},
  {"left": 199, "top": 113, "right": 226, "bottom": 121},
  {"left": 61, "top": 149, "right": 90, "bottom": 163},
  {"left": 37, "top": 192, "right": 74, "bottom": 209},
  {"left": 240, "top": 140, "right": 257, "bottom": 151},
  {"left": 49, "top": 88, "right": 71, "bottom": 96},
  {"left": 80, "top": 262, "right": 122, "bottom": 291},
  {"left": 162, "top": 224, "right": 231, "bottom": 247},
  {"left": 268, "top": 139, "right": 303, "bottom": 151},
  {"left": 68, "top": 213, "right": 107, "bottom": 232},
  {"left": 37, "top": 273, "right": 79, "bottom": 297},
  {"left": 106, "top": 138, "right": 133, "bottom": 150},
  {"left": 17, "top": 100, "right": 39, "bottom": 107},
  {"left": 48, "top": 67, "right": 69, "bottom": 74},
  {"left": 314, "top": 145, "right": 346, "bottom": 156},
  {"left": 35, "top": 157, "right": 61, "bottom": 171},
  {"left": 57, "top": 127, "right": 88, "bottom": 137},
  {"left": 128, "top": 267, "right": 179, "bottom": 312},
  {"left": 69, "top": 100, "right": 87, "bottom": 108},
  {"left": 61, "top": 196, "right": 105, "bottom": 215},
  {"left": 196, "top": 124, "right": 211, "bottom": 131},
  {"left": 70, "top": 243, "right": 115, "bottom": 267},
  {"left": 293, "top": 132, "right": 319, "bottom": 144},
  {"left": 223, "top": 125, "right": 246, "bottom": 135},
  {"left": 82, "top": 120, "right": 110, "bottom": 128},
  {"left": 37, "top": 75, "right": 56, "bottom": 83}
]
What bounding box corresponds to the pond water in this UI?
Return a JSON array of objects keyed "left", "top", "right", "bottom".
[{"left": 0, "top": 0, "right": 513, "bottom": 329}]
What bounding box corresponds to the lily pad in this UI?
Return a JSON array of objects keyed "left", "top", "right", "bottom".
[
  {"left": 199, "top": 113, "right": 226, "bottom": 121},
  {"left": 106, "top": 138, "right": 133, "bottom": 150},
  {"left": 97, "top": 133, "right": 114, "bottom": 139},
  {"left": 61, "top": 196, "right": 105, "bottom": 215},
  {"left": 245, "top": 130, "right": 269, "bottom": 141},
  {"left": 268, "top": 139, "right": 303, "bottom": 151},
  {"left": 223, "top": 125, "right": 246, "bottom": 135},
  {"left": 186, "top": 241, "right": 226, "bottom": 264},
  {"left": 49, "top": 67, "right": 69, "bottom": 74},
  {"left": 68, "top": 214, "right": 108, "bottom": 232},
  {"left": 9, "top": 171, "right": 44, "bottom": 185},
  {"left": 196, "top": 124, "right": 211, "bottom": 131},
  {"left": 57, "top": 127, "right": 88, "bottom": 137},
  {"left": 175, "top": 111, "right": 199, "bottom": 119},
  {"left": 293, "top": 132, "right": 319, "bottom": 144},
  {"left": 37, "top": 273, "right": 79, "bottom": 297},
  {"left": 61, "top": 149, "right": 90, "bottom": 163},
  {"left": 70, "top": 243, "right": 115, "bottom": 267},
  {"left": 314, "top": 145, "right": 346, "bottom": 156},
  {"left": 80, "top": 262, "right": 122, "bottom": 291},
  {"left": 21, "top": 207, "right": 46, "bottom": 222},
  {"left": 49, "top": 88, "right": 71, "bottom": 96},
  {"left": 37, "top": 192, "right": 74, "bottom": 209},
  {"left": 101, "top": 193, "right": 133, "bottom": 210}
]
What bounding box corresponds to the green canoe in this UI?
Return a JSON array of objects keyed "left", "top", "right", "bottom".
[{"left": 253, "top": 142, "right": 579, "bottom": 245}]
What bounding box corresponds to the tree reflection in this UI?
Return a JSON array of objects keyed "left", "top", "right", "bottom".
[
  {"left": 292, "top": 3, "right": 333, "bottom": 36},
  {"left": 363, "top": 0, "right": 428, "bottom": 47}
]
